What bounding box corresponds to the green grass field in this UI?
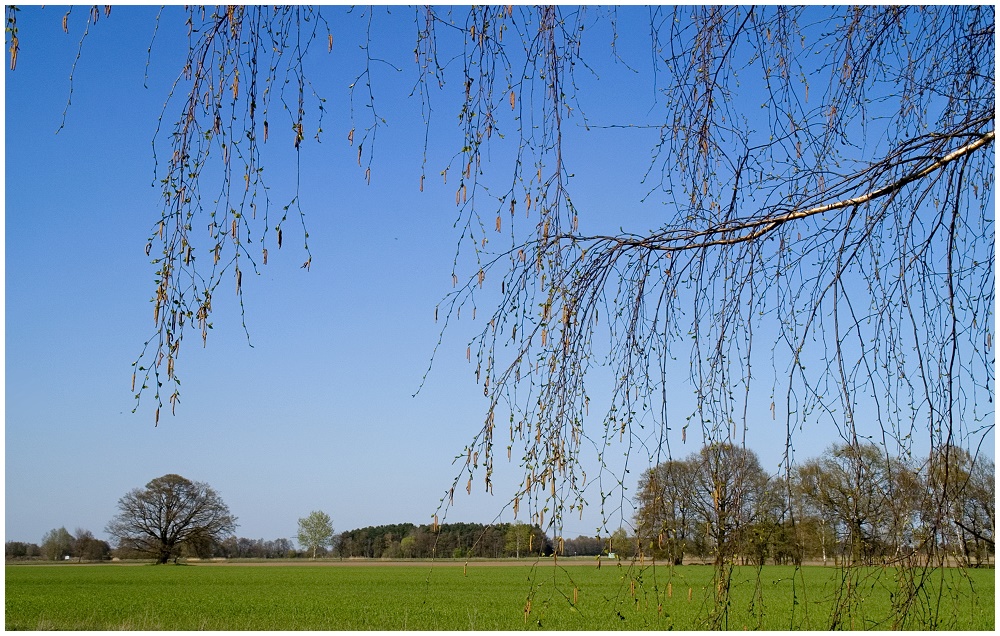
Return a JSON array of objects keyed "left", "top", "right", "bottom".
[{"left": 5, "top": 561, "right": 994, "bottom": 630}]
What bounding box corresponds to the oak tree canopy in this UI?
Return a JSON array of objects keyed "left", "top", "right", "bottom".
[{"left": 106, "top": 473, "right": 238, "bottom": 564}]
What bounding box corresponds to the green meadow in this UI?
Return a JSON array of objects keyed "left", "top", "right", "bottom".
[{"left": 5, "top": 562, "right": 994, "bottom": 630}]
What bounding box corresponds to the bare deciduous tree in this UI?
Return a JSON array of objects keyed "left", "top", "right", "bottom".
[{"left": 106, "top": 474, "right": 238, "bottom": 564}]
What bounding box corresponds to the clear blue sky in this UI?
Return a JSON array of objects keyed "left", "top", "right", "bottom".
[
  {"left": 4, "top": 5, "right": 665, "bottom": 545},
  {"left": 5, "top": 6, "right": 993, "bottom": 547}
]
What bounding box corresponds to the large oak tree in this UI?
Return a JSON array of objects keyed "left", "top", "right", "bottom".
[{"left": 106, "top": 474, "right": 238, "bottom": 564}]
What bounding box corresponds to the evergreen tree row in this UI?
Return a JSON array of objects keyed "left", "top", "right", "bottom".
[{"left": 334, "top": 522, "right": 570, "bottom": 559}]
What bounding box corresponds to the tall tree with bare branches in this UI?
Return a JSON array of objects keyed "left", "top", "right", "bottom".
[{"left": 106, "top": 474, "right": 238, "bottom": 564}]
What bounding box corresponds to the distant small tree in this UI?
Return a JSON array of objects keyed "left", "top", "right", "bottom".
[
  {"left": 609, "top": 528, "right": 637, "bottom": 558},
  {"left": 636, "top": 458, "right": 697, "bottom": 564},
  {"left": 297, "top": 510, "right": 334, "bottom": 559},
  {"left": 40, "top": 527, "right": 74, "bottom": 561},
  {"left": 72, "top": 529, "right": 111, "bottom": 562},
  {"left": 504, "top": 522, "right": 533, "bottom": 558},
  {"left": 399, "top": 535, "right": 416, "bottom": 559},
  {"left": 106, "top": 474, "right": 238, "bottom": 564}
]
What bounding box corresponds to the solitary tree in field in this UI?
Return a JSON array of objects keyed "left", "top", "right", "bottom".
[
  {"left": 297, "top": 510, "right": 334, "bottom": 559},
  {"left": 72, "top": 528, "right": 112, "bottom": 562},
  {"left": 40, "top": 527, "right": 74, "bottom": 561},
  {"left": 106, "top": 474, "right": 238, "bottom": 564},
  {"left": 9, "top": 4, "right": 993, "bottom": 628}
]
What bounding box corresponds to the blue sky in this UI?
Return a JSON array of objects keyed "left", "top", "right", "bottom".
[
  {"left": 3, "top": 5, "right": 654, "bottom": 544},
  {"left": 5, "top": 6, "right": 993, "bottom": 547},
  {"left": 4, "top": 5, "right": 507, "bottom": 544}
]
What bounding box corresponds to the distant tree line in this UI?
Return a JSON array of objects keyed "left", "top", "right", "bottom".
[
  {"left": 6, "top": 527, "right": 112, "bottom": 562},
  {"left": 9, "top": 448, "right": 991, "bottom": 567},
  {"left": 634, "top": 442, "right": 995, "bottom": 568},
  {"left": 7, "top": 522, "right": 579, "bottom": 562},
  {"left": 109, "top": 536, "right": 298, "bottom": 560},
  {"left": 5, "top": 531, "right": 294, "bottom": 562},
  {"left": 334, "top": 522, "right": 566, "bottom": 559},
  {"left": 217, "top": 537, "right": 297, "bottom": 559}
]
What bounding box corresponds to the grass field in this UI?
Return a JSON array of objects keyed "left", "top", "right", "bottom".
[{"left": 5, "top": 561, "right": 994, "bottom": 630}]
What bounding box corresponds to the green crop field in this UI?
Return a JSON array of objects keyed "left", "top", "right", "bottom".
[{"left": 5, "top": 561, "right": 994, "bottom": 630}]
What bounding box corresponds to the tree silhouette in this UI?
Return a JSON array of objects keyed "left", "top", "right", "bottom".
[{"left": 106, "top": 474, "right": 238, "bottom": 564}]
